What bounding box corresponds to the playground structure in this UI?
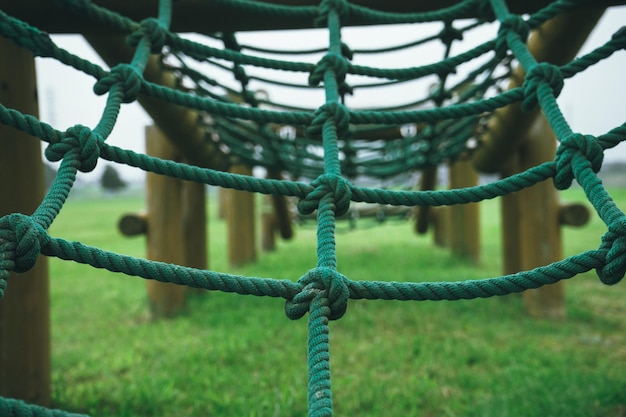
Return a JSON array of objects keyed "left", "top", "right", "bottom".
[{"left": 0, "top": 0, "right": 625, "bottom": 415}]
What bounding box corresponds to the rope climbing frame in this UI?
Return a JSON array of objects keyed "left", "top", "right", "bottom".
[{"left": 0, "top": 0, "right": 625, "bottom": 415}]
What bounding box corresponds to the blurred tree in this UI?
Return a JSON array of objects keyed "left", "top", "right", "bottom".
[{"left": 100, "top": 164, "right": 127, "bottom": 193}]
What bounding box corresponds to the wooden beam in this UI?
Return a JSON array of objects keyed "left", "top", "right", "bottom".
[
  {"left": 558, "top": 202, "right": 590, "bottom": 227},
  {"left": 0, "top": 37, "right": 50, "bottom": 406},
  {"left": 473, "top": 7, "right": 606, "bottom": 173},
  {"left": 1, "top": 0, "right": 621, "bottom": 34},
  {"left": 118, "top": 212, "right": 148, "bottom": 236},
  {"left": 83, "top": 34, "right": 228, "bottom": 172}
]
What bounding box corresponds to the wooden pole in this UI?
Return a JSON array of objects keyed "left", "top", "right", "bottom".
[
  {"left": 0, "top": 38, "right": 50, "bottom": 405},
  {"left": 227, "top": 165, "right": 257, "bottom": 267},
  {"left": 431, "top": 207, "right": 450, "bottom": 248},
  {"left": 267, "top": 170, "right": 293, "bottom": 240},
  {"left": 145, "top": 125, "right": 187, "bottom": 318},
  {"left": 448, "top": 157, "right": 480, "bottom": 264},
  {"left": 500, "top": 154, "right": 523, "bottom": 276},
  {"left": 181, "top": 178, "right": 207, "bottom": 272},
  {"left": 415, "top": 166, "right": 437, "bottom": 235},
  {"left": 473, "top": 7, "right": 606, "bottom": 173},
  {"left": 518, "top": 116, "right": 565, "bottom": 318},
  {"left": 261, "top": 195, "right": 277, "bottom": 252}
]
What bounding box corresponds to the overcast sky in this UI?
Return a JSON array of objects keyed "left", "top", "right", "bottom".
[{"left": 35, "top": 6, "right": 626, "bottom": 183}]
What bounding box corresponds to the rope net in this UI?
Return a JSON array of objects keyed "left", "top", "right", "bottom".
[{"left": 0, "top": 0, "right": 625, "bottom": 415}]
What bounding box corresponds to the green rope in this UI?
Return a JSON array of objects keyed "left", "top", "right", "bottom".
[{"left": 0, "top": 0, "right": 624, "bottom": 415}]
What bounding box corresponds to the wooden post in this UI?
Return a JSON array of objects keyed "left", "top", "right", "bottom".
[
  {"left": 227, "top": 164, "right": 257, "bottom": 267},
  {"left": 0, "top": 38, "right": 50, "bottom": 405},
  {"left": 473, "top": 7, "right": 606, "bottom": 173},
  {"left": 415, "top": 166, "right": 437, "bottom": 235},
  {"left": 448, "top": 157, "right": 480, "bottom": 264},
  {"left": 261, "top": 195, "right": 276, "bottom": 252},
  {"left": 500, "top": 154, "right": 524, "bottom": 276},
  {"left": 218, "top": 187, "right": 228, "bottom": 220},
  {"left": 518, "top": 116, "right": 565, "bottom": 318},
  {"left": 181, "top": 178, "right": 207, "bottom": 272},
  {"left": 431, "top": 207, "right": 450, "bottom": 248},
  {"left": 145, "top": 125, "right": 187, "bottom": 318},
  {"left": 267, "top": 170, "right": 294, "bottom": 240}
]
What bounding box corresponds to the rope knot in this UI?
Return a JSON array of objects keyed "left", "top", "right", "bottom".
[
  {"left": 0, "top": 214, "right": 48, "bottom": 274},
  {"left": 45, "top": 125, "right": 103, "bottom": 172},
  {"left": 495, "top": 15, "right": 529, "bottom": 58},
  {"left": 306, "top": 102, "right": 351, "bottom": 140},
  {"left": 233, "top": 65, "right": 249, "bottom": 86},
  {"left": 554, "top": 133, "right": 603, "bottom": 190},
  {"left": 309, "top": 53, "right": 348, "bottom": 87},
  {"left": 439, "top": 23, "right": 463, "bottom": 46},
  {"left": 315, "top": 0, "right": 350, "bottom": 26},
  {"left": 298, "top": 174, "right": 352, "bottom": 217},
  {"left": 521, "top": 62, "right": 564, "bottom": 112},
  {"left": 93, "top": 64, "right": 143, "bottom": 103},
  {"left": 597, "top": 222, "right": 626, "bottom": 285},
  {"left": 127, "top": 18, "right": 168, "bottom": 53},
  {"left": 242, "top": 90, "right": 259, "bottom": 106},
  {"left": 285, "top": 267, "right": 349, "bottom": 320},
  {"left": 340, "top": 42, "right": 353, "bottom": 60}
]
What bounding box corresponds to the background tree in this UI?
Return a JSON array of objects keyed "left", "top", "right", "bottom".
[{"left": 100, "top": 164, "right": 127, "bottom": 193}]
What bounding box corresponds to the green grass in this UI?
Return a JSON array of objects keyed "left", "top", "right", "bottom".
[{"left": 45, "top": 188, "right": 626, "bottom": 417}]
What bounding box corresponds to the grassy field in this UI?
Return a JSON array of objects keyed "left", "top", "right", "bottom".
[{"left": 45, "top": 187, "right": 626, "bottom": 417}]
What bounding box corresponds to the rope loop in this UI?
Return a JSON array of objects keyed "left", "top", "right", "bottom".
[
  {"left": 597, "top": 224, "right": 626, "bottom": 285},
  {"left": 127, "top": 18, "right": 168, "bottom": 53},
  {"left": 45, "top": 124, "right": 103, "bottom": 172},
  {"left": 298, "top": 174, "right": 352, "bottom": 217},
  {"left": 309, "top": 53, "right": 348, "bottom": 87},
  {"left": 285, "top": 267, "right": 349, "bottom": 320},
  {"left": 521, "top": 62, "right": 564, "bottom": 112},
  {"left": 315, "top": 0, "right": 350, "bottom": 26},
  {"left": 0, "top": 214, "right": 48, "bottom": 274},
  {"left": 93, "top": 64, "right": 143, "bottom": 103},
  {"left": 306, "top": 102, "right": 350, "bottom": 139},
  {"left": 495, "top": 15, "right": 529, "bottom": 58},
  {"left": 553, "top": 133, "right": 603, "bottom": 190}
]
